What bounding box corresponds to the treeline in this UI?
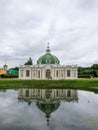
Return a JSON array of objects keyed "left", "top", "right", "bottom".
[
  {"left": 1, "top": 74, "right": 18, "bottom": 78},
  {"left": 78, "top": 64, "right": 98, "bottom": 78}
]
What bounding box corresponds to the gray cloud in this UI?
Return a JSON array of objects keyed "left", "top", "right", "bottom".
[{"left": 0, "top": 0, "right": 98, "bottom": 67}]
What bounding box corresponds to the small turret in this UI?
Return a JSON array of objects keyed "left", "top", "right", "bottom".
[{"left": 3, "top": 64, "right": 8, "bottom": 70}]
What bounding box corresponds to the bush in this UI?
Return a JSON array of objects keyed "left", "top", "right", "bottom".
[
  {"left": 0, "top": 74, "right": 18, "bottom": 78},
  {"left": 78, "top": 74, "right": 90, "bottom": 78}
]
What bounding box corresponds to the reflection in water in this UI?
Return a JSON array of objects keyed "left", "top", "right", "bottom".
[
  {"left": 18, "top": 89, "right": 78, "bottom": 125},
  {"left": 0, "top": 89, "right": 98, "bottom": 130}
]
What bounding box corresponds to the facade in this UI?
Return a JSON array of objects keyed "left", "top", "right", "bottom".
[
  {"left": 18, "top": 89, "right": 78, "bottom": 125},
  {"left": 0, "top": 69, "right": 7, "bottom": 75},
  {"left": 0, "top": 64, "right": 8, "bottom": 76},
  {"left": 19, "top": 44, "right": 78, "bottom": 79},
  {"left": 18, "top": 89, "right": 78, "bottom": 103}
]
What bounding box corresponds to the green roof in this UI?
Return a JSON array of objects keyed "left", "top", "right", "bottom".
[
  {"left": 36, "top": 102, "right": 60, "bottom": 115},
  {"left": 37, "top": 44, "right": 60, "bottom": 64},
  {"left": 9, "top": 70, "right": 19, "bottom": 75}
]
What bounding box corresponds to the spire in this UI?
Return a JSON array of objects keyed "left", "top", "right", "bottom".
[
  {"left": 46, "top": 42, "right": 51, "bottom": 53},
  {"left": 46, "top": 114, "right": 50, "bottom": 126}
]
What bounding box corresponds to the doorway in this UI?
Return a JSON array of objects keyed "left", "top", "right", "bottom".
[{"left": 46, "top": 69, "right": 51, "bottom": 79}]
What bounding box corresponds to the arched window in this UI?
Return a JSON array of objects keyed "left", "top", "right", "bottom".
[
  {"left": 25, "top": 90, "right": 29, "bottom": 97},
  {"left": 74, "top": 70, "right": 76, "bottom": 77},
  {"left": 67, "top": 90, "right": 71, "bottom": 97},
  {"left": 67, "top": 70, "right": 71, "bottom": 77},
  {"left": 56, "top": 90, "right": 59, "bottom": 97},
  {"left": 56, "top": 70, "right": 58, "bottom": 77},
  {"left": 38, "top": 71, "right": 40, "bottom": 78},
  {"left": 61, "top": 70, "right": 63, "bottom": 78},
  {"left": 56, "top": 60, "right": 58, "bottom": 64},
  {"left": 33, "top": 70, "right": 35, "bottom": 77},
  {"left": 26, "top": 70, "right": 30, "bottom": 77},
  {"left": 46, "top": 69, "right": 51, "bottom": 79},
  {"left": 46, "top": 59, "right": 51, "bottom": 64}
]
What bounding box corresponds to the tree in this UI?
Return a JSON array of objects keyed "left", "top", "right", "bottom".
[
  {"left": 78, "top": 64, "right": 98, "bottom": 78},
  {"left": 91, "top": 64, "right": 98, "bottom": 69},
  {"left": 10, "top": 67, "right": 19, "bottom": 71},
  {"left": 24, "top": 58, "right": 33, "bottom": 65}
]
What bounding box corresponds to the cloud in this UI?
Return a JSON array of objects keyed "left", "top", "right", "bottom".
[
  {"left": 0, "top": 89, "right": 98, "bottom": 129},
  {"left": 0, "top": 0, "right": 98, "bottom": 67}
]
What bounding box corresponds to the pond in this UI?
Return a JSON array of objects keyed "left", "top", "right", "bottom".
[{"left": 0, "top": 88, "right": 98, "bottom": 130}]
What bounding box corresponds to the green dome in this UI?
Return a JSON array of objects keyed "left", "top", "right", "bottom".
[
  {"left": 36, "top": 101, "right": 60, "bottom": 125},
  {"left": 36, "top": 102, "right": 60, "bottom": 115},
  {"left": 37, "top": 44, "right": 60, "bottom": 64}
]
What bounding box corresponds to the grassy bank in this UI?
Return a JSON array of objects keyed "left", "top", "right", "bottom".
[{"left": 0, "top": 78, "right": 98, "bottom": 93}]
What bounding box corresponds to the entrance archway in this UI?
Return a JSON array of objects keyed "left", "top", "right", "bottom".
[{"left": 46, "top": 69, "right": 51, "bottom": 79}]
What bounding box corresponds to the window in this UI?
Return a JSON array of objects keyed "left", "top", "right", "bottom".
[
  {"left": 67, "top": 90, "right": 71, "bottom": 97},
  {"left": 26, "top": 70, "right": 30, "bottom": 77},
  {"left": 74, "top": 70, "right": 76, "bottom": 77},
  {"left": 61, "top": 70, "right": 63, "bottom": 78},
  {"left": 38, "top": 71, "right": 40, "bottom": 78},
  {"left": 33, "top": 70, "right": 35, "bottom": 77},
  {"left": 46, "top": 59, "right": 51, "bottom": 64},
  {"left": 56, "top": 60, "right": 59, "bottom": 64},
  {"left": 56, "top": 70, "right": 58, "bottom": 77},
  {"left": 46, "top": 69, "right": 51, "bottom": 79},
  {"left": 25, "top": 90, "right": 29, "bottom": 97},
  {"left": 56, "top": 90, "right": 59, "bottom": 97},
  {"left": 67, "top": 70, "right": 71, "bottom": 77}
]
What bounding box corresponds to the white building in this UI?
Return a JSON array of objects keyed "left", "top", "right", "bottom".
[
  {"left": 18, "top": 89, "right": 78, "bottom": 103},
  {"left": 19, "top": 44, "right": 78, "bottom": 79},
  {"left": 18, "top": 89, "right": 78, "bottom": 125}
]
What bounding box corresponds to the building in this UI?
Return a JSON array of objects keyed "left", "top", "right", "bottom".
[
  {"left": 9, "top": 70, "right": 19, "bottom": 75},
  {"left": 19, "top": 44, "right": 78, "bottom": 79},
  {"left": 18, "top": 89, "right": 78, "bottom": 104},
  {"left": 0, "top": 69, "right": 7, "bottom": 75},
  {"left": 18, "top": 88, "right": 78, "bottom": 125},
  {"left": 0, "top": 64, "right": 8, "bottom": 77}
]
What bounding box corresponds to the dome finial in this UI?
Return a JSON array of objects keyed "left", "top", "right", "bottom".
[
  {"left": 47, "top": 42, "right": 49, "bottom": 49},
  {"left": 46, "top": 42, "right": 51, "bottom": 53}
]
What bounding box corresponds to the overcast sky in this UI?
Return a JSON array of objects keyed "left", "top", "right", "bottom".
[{"left": 0, "top": 0, "right": 98, "bottom": 68}]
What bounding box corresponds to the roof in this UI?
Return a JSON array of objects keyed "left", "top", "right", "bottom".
[
  {"left": 37, "top": 43, "right": 60, "bottom": 64},
  {"left": 9, "top": 70, "right": 19, "bottom": 75}
]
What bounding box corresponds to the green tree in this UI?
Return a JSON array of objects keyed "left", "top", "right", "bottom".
[
  {"left": 10, "top": 67, "right": 19, "bottom": 71},
  {"left": 91, "top": 64, "right": 98, "bottom": 69},
  {"left": 78, "top": 64, "right": 98, "bottom": 78}
]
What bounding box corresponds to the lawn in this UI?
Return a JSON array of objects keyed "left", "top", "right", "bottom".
[{"left": 0, "top": 78, "right": 98, "bottom": 93}]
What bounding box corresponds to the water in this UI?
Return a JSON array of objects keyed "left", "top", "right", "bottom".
[{"left": 0, "top": 89, "right": 98, "bottom": 130}]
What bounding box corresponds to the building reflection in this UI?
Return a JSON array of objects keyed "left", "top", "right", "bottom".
[{"left": 18, "top": 89, "right": 78, "bottom": 125}]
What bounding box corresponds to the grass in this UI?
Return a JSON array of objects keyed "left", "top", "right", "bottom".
[{"left": 0, "top": 78, "right": 98, "bottom": 93}]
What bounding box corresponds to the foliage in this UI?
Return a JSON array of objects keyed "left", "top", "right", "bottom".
[
  {"left": 10, "top": 67, "right": 19, "bottom": 71},
  {"left": 91, "top": 64, "right": 98, "bottom": 69},
  {"left": 78, "top": 64, "right": 98, "bottom": 78},
  {"left": 0, "top": 74, "right": 18, "bottom": 78}
]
